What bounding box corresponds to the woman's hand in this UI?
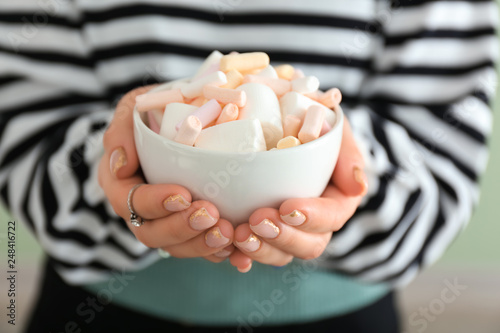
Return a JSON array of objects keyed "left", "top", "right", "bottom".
[
  {"left": 98, "top": 86, "right": 235, "bottom": 262},
  {"left": 230, "top": 119, "right": 367, "bottom": 271}
]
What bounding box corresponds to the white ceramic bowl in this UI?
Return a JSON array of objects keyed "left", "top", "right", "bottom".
[{"left": 133, "top": 82, "right": 344, "bottom": 225}]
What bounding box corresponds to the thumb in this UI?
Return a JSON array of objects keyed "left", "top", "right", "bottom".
[
  {"left": 103, "top": 85, "right": 157, "bottom": 179},
  {"left": 331, "top": 117, "right": 368, "bottom": 197}
]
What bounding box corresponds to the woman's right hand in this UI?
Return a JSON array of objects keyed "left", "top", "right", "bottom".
[{"left": 98, "top": 86, "right": 235, "bottom": 261}]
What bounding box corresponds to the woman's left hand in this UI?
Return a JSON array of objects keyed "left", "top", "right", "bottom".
[{"left": 229, "top": 118, "right": 368, "bottom": 272}]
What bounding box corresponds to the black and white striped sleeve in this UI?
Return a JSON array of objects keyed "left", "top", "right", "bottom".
[
  {"left": 0, "top": 2, "right": 156, "bottom": 285},
  {"left": 321, "top": 0, "right": 498, "bottom": 286}
]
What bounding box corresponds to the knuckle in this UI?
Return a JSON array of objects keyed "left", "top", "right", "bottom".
[
  {"left": 134, "top": 232, "right": 156, "bottom": 249},
  {"left": 302, "top": 242, "right": 325, "bottom": 260},
  {"left": 275, "top": 255, "right": 293, "bottom": 267}
]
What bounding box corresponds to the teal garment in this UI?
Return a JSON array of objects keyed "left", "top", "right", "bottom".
[{"left": 84, "top": 257, "right": 389, "bottom": 326}]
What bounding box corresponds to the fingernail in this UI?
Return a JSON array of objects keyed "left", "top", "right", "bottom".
[
  {"left": 353, "top": 166, "right": 368, "bottom": 196},
  {"left": 110, "top": 147, "right": 127, "bottom": 175},
  {"left": 163, "top": 194, "right": 191, "bottom": 212},
  {"left": 189, "top": 208, "right": 217, "bottom": 231},
  {"left": 235, "top": 234, "right": 261, "bottom": 253},
  {"left": 238, "top": 263, "right": 252, "bottom": 273},
  {"left": 280, "top": 210, "right": 306, "bottom": 226},
  {"left": 214, "top": 249, "right": 232, "bottom": 258},
  {"left": 250, "top": 219, "right": 280, "bottom": 239},
  {"left": 205, "top": 227, "right": 230, "bottom": 248}
]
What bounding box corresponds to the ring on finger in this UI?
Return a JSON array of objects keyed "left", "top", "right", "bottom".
[{"left": 128, "top": 184, "right": 146, "bottom": 227}]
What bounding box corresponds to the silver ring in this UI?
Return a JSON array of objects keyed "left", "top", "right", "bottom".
[{"left": 127, "top": 184, "right": 145, "bottom": 227}]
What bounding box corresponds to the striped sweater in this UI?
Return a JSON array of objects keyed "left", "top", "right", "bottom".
[{"left": 0, "top": 0, "right": 497, "bottom": 286}]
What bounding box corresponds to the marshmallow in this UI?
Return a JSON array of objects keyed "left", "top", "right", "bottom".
[
  {"left": 147, "top": 110, "right": 161, "bottom": 134},
  {"left": 275, "top": 64, "right": 295, "bottom": 80},
  {"left": 320, "top": 119, "right": 332, "bottom": 136},
  {"left": 181, "top": 71, "right": 227, "bottom": 99},
  {"left": 195, "top": 119, "right": 266, "bottom": 152},
  {"left": 216, "top": 103, "right": 239, "bottom": 124},
  {"left": 237, "top": 83, "right": 284, "bottom": 149},
  {"left": 135, "top": 89, "right": 184, "bottom": 112},
  {"left": 203, "top": 85, "right": 246, "bottom": 107},
  {"left": 320, "top": 88, "right": 342, "bottom": 108},
  {"left": 243, "top": 75, "right": 291, "bottom": 97},
  {"left": 298, "top": 105, "right": 326, "bottom": 143},
  {"left": 190, "top": 96, "right": 206, "bottom": 107},
  {"left": 159, "top": 103, "right": 197, "bottom": 140},
  {"left": 192, "top": 50, "right": 223, "bottom": 80},
  {"left": 221, "top": 69, "right": 244, "bottom": 89},
  {"left": 176, "top": 99, "right": 222, "bottom": 130},
  {"left": 257, "top": 65, "right": 278, "bottom": 79},
  {"left": 175, "top": 115, "right": 202, "bottom": 146},
  {"left": 292, "top": 76, "right": 320, "bottom": 94},
  {"left": 283, "top": 114, "right": 302, "bottom": 138},
  {"left": 291, "top": 68, "right": 305, "bottom": 80},
  {"left": 277, "top": 136, "right": 301, "bottom": 149},
  {"left": 220, "top": 52, "right": 270, "bottom": 73},
  {"left": 280, "top": 92, "right": 337, "bottom": 127}
]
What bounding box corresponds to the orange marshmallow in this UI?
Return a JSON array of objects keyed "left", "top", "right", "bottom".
[
  {"left": 174, "top": 115, "right": 202, "bottom": 146},
  {"left": 298, "top": 105, "right": 326, "bottom": 143},
  {"left": 303, "top": 90, "right": 324, "bottom": 101},
  {"left": 216, "top": 103, "right": 239, "bottom": 124},
  {"left": 220, "top": 52, "right": 270, "bottom": 73},
  {"left": 203, "top": 85, "right": 247, "bottom": 107},
  {"left": 135, "top": 89, "right": 184, "bottom": 112},
  {"left": 283, "top": 115, "right": 302, "bottom": 138},
  {"left": 190, "top": 96, "right": 206, "bottom": 107},
  {"left": 277, "top": 136, "right": 301, "bottom": 149},
  {"left": 221, "top": 69, "right": 244, "bottom": 89},
  {"left": 243, "top": 75, "right": 291, "bottom": 97},
  {"left": 320, "top": 88, "right": 342, "bottom": 108},
  {"left": 275, "top": 64, "right": 295, "bottom": 80}
]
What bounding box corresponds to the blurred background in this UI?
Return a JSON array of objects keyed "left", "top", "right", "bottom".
[{"left": 2, "top": 19, "right": 500, "bottom": 333}]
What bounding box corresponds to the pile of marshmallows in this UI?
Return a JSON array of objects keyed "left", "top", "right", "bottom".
[{"left": 136, "top": 51, "right": 341, "bottom": 152}]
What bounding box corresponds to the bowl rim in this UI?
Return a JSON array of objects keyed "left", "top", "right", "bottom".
[{"left": 133, "top": 80, "right": 344, "bottom": 157}]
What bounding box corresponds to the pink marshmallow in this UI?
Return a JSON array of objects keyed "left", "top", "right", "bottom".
[
  {"left": 203, "top": 85, "right": 247, "bottom": 107},
  {"left": 176, "top": 99, "right": 222, "bottom": 130},
  {"left": 135, "top": 89, "right": 184, "bottom": 112},
  {"left": 243, "top": 75, "right": 291, "bottom": 97},
  {"left": 298, "top": 105, "right": 326, "bottom": 143},
  {"left": 147, "top": 111, "right": 161, "bottom": 134},
  {"left": 174, "top": 115, "right": 202, "bottom": 146}
]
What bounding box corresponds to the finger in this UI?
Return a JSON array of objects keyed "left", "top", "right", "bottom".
[
  {"left": 204, "top": 244, "right": 235, "bottom": 263},
  {"left": 133, "top": 200, "right": 220, "bottom": 249},
  {"left": 103, "top": 85, "right": 157, "bottom": 179},
  {"left": 278, "top": 186, "right": 362, "bottom": 233},
  {"left": 162, "top": 219, "right": 233, "bottom": 258},
  {"left": 98, "top": 151, "right": 192, "bottom": 220},
  {"left": 234, "top": 224, "right": 293, "bottom": 267},
  {"left": 331, "top": 117, "right": 368, "bottom": 196},
  {"left": 229, "top": 249, "right": 253, "bottom": 273},
  {"left": 248, "top": 208, "right": 330, "bottom": 260}
]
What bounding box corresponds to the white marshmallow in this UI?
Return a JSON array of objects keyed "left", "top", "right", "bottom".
[
  {"left": 159, "top": 103, "right": 198, "bottom": 140},
  {"left": 195, "top": 119, "right": 266, "bottom": 152},
  {"left": 237, "top": 83, "right": 284, "bottom": 149},
  {"left": 291, "top": 76, "right": 320, "bottom": 94},
  {"left": 280, "top": 92, "right": 337, "bottom": 127},
  {"left": 192, "top": 50, "right": 224, "bottom": 80},
  {"left": 257, "top": 65, "right": 278, "bottom": 79},
  {"left": 181, "top": 71, "right": 227, "bottom": 99}
]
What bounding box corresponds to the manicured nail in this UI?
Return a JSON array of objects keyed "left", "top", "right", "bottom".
[
  {"left": 110, "top": 147, "right": 127, "bottom": 175},
  {"left": 205, "top": 227, "right": 230, "bottom": 248},
  {"left": 353, "top": 166, "right": 368, "bottom": 196},
  {"left": 163, "top": 194, "right": 191, "bottom": 212},
  {"left": 238, "top": 263, "right": 252, "bottom": 273},
  {"left": 280, "top": 210, "right": 306, "bottom": 226},
  {"left": 214, "top": 249, "right": 232, "bottom": 258},
  {"left": 235, "top": 234, "right": 261, "bottom": 253},
  {"left": 250, "top": 219, "right": 280, "bottom": 239},
  {"left": 189, "top": 208, "right": 217, "bottom": 231}
]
